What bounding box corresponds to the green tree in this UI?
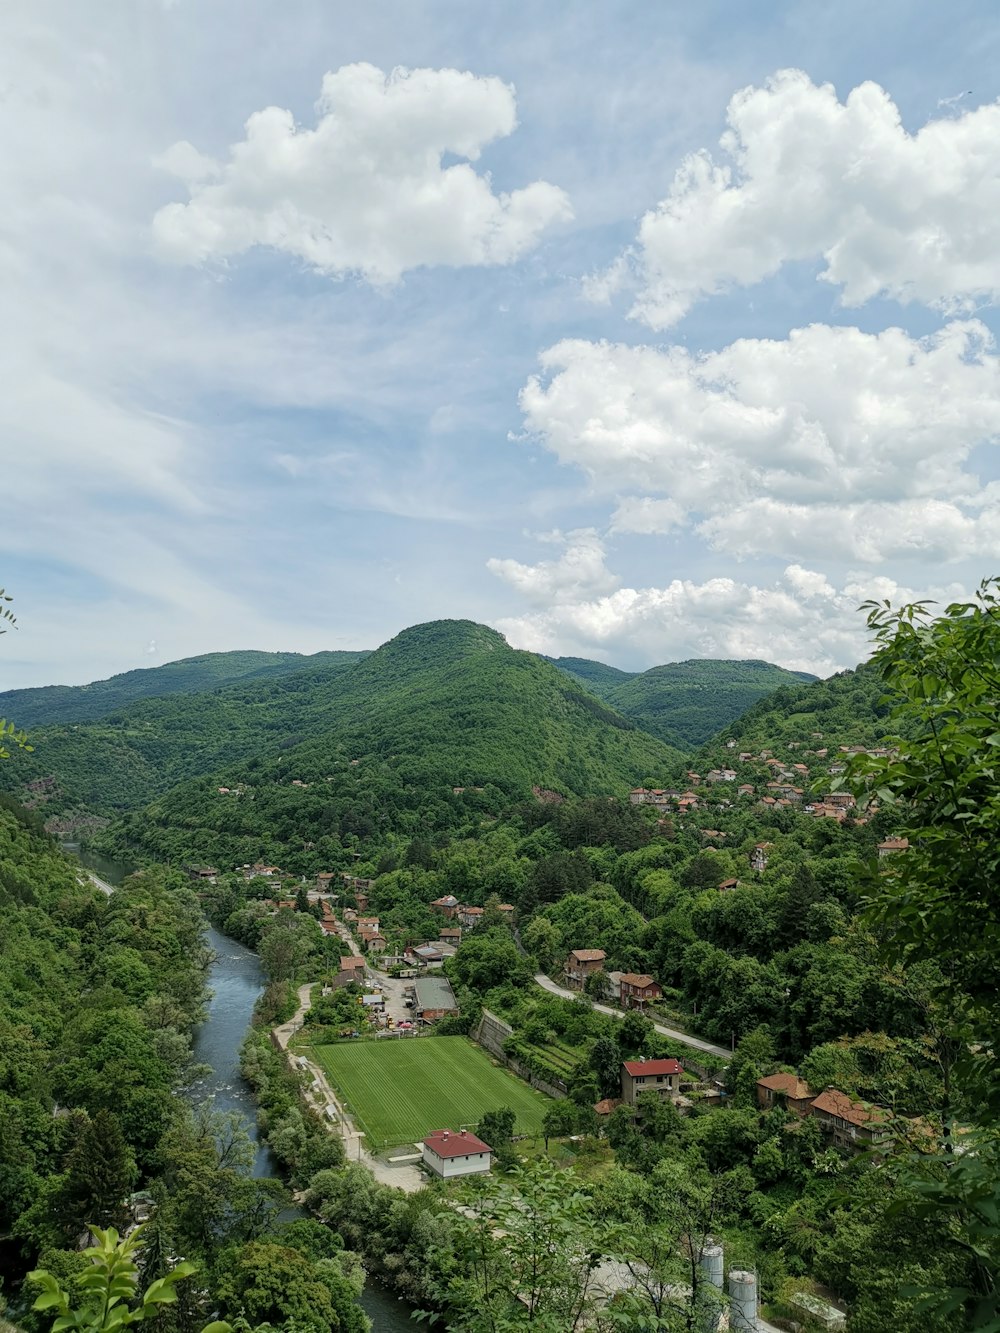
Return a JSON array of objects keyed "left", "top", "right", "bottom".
[
  {"left": 589, "top": 1034, "right": 622, "bottom": 1099},
  {"left": 28, "top": 1225, "right": 229, "bottom": 1333},
  {"left": 61, "top": 1110, "right": 137, "bottom": 1234},
  {"left": 844, "top": 579, "right": 1000, "bottom": 1327}
]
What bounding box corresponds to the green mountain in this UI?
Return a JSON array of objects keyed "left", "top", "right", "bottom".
[
  {"left": 0, "top": 648, "right": 369, "bottom": 729},
  {"left": 96, "top": 619, "right": 684, "bottom": 869},
  {"left": 554, "top": 656, "right": 816, "bottom": 747},
  {"left": 0, "top": 651, "right": 371, "bottom": 817},
  {"left": 544, "top": 656, "right": 634, "bottom": 695},
  {"left": 706, "top": 660, "right": 892, "bottom": 755}
]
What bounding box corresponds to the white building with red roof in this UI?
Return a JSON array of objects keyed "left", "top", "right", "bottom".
[
  {"left": 620, "top": 1057, "right": 684, "bottom": 1105},
  {"left": 421, "top": 1128, "right": 493, "bottom": 1178}
]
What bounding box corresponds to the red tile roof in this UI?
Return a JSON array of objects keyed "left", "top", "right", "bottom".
[
  {"left": 619, "top": 973, "right": 657, "bottom": 988},
  {"left": 569, "top": 949, "right": 606, "bottom": 962},
  {"left": 593, "top": 1098, "right": 623, "bottom": 1115},
  {"left": 423, "top": 1129, "right": 492, "bottom": 1159},
  {"left": 758, "top": 1073, "right": 813, "bottom": 1100},
  {"left": 622, "top": 1058, "right": 683, "bottom": 1077},
  {"left": 810, "top": 1087, "right": 890, "bottom": 1128}
]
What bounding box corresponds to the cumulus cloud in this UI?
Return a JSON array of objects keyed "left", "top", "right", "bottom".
[
  {"left": 486, "top": 529, "right": 619, "bottom": 605},
  {"left": 153, "top": 63, "right": 572, "bottom": 283},
  {"left": 519, "top": 321, "right": 1000, "bottom": 563},
  {"left": 495, "top": 566, "right": 964, "bottom": 677},
  {"left": 609, "top": 496, "right": 687, "bottom": 534},
  {"left": 596, "top": 69, "right": 1000, "bottom": 328}
]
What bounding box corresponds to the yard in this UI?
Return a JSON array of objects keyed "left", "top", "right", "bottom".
[{"left": 313, "top": 1036, "right": 550, "bottom": 1148}]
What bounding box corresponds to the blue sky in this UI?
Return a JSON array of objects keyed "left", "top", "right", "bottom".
[{"left": 4, "top": 0, "right": 1000, "bottom": 686}]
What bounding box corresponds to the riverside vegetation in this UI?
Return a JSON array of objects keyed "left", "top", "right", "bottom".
[{"left": 4, "top": 589, "right": 999, "bottom": 1331}]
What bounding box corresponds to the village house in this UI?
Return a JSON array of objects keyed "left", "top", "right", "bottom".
[
  {"left": 737, "top": 784, "right": 755, "bottom": 796},
  {"left": 457, "top": 905, "right": 485, "bottom": 930},
  {"left": 186, "top": 866, "right": 218, "bottom": 883},
  {"left": 750, "top": 843, "right": 772, "bottom": 873},
  {"left": 717, "top": 878, "right": 740, "bottom": 893},
  {"left": 619, "top": 973, "right": 662, "bottom": 1008},
  {"left": 439, "top": 926, "right": 462, "bottom": 945},
  {"left": 620, "top": 1057, "right": 684, "bottom": 1105},
  {"left": 404, "top": 944, "right": 445, "bottom": 968},
  {"left": 603, "top": 970, "right": 624, "bottom": 1002},
  {"left": 421, "top": 1129, "right": 492, "bottom": 1178},
  {"left": 431, "top": 894, "right": 460, "bottom": 918},
  {"left": 414, "top": 975, "right": 460, "bottom": 1021},
  {"left": 564, "top": 948, "right": 606, "bottom": 989},
  {"left": 496, "top": 903, "right": 516, "bottom": 918},
  {"left": 738, "top": 752, "right": 754, "bottom": 762},
  {"left": 809, "top": 1087, "right": 894, "bottom": 1152},
  {"left": 315, "top": 871, "right": 336, "bottom": 892},
  {"left": 243, "top": 863, "right": 282, "bottom": 880},
  {"left": 360, "top": 931, "right": 387, "bottom": 954},
  {"left": 756, "top": 1073, "right": 815, "bottom": 1118},
  {"left": 878, "top": 837, "right": 909, "bottom": 858},
  {"left": 340, "top": 956, "right": 366, "bottom": 981},
  {"left": 701, "top": 829, "right": 727, "bottom": 842}
]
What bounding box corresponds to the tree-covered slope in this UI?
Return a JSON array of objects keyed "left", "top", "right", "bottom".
[
  {"left": 98, "top": 620, "right": 685, "bottom": 869},
  {"left": 0, "top": 651, "right": 371, "bottom": 817},
  {"left": 0, "top": 648, "right": 369, "bottom": 729},
  {"left": 708, "top": 661, "right": 891, "bottom": 753},
  {"left": 556, "top": 657, "right": 817, "bottom": 747},
  {"left": 545, "top": 656, "right": 634, "bottom": 696}
]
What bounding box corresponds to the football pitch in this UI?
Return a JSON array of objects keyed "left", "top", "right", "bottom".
[{"left": 314, "top": 1036, "right": 550, "bottom": 1147}]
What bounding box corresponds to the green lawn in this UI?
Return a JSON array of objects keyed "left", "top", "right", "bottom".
[{"left": 314, "top": 1037, "right": 550, "bottom": 1147}]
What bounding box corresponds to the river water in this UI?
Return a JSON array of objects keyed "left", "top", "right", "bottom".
[{"left": 65, "top": 848, "right": 414, "bottom": 1330}]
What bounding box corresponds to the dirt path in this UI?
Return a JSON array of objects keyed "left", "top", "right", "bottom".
[
  {"left": 534, "top": 974, "right": 732, "bottom": 1061},
  {"left": 273, "top": 979, "right": 425, "bottom": 1193}
]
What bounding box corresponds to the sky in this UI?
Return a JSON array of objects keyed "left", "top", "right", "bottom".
[{"left": 4, "top": 0, "right": 1000, "bottom": 687}]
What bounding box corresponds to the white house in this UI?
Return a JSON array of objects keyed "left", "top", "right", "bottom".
[{"left": 421, "top": 1129, "right": 493, "bottom": 1179}]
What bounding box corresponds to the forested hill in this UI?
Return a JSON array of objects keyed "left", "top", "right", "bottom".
[
  {"left": 705, "top": 661, "right": 892, "bottom": 755},
  {"left": 0, "top": 651, "right": 374, "bottom": 819},
  {"left": 96, "top": 620, "right": 685, "bottom": 869},
  {"left": 553, "top": 656, "right": 817, "bottom": 747},
  {"left": 0, "top": 648, "right": 370, "bottom": 729}
]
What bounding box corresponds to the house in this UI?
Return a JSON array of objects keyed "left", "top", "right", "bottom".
[
  {"left": 421, "top": 1129, "right": 492, "bottom": 1178},
  {"left": 809, "top": 1087, "right": 894, "bottom": 1152},
  {"left": 439, "top": 926, "right": 462, "bottom": 945},
  {"left": 564, "top": 948, "right": 606, "bottom": 989},
  {"left": 717, "top": 878, "right": 740, "bottom": 893},
  {"left": 878, "top": 837, "right": 909, "bottom": 858},
  {"left": 619, "top": 973, "right": 662, "bottom": 1008},
  {"left": 315, "top": 871, "right": 336, "bottom": 892},
  {"left": 496, "top": 903, "right": 516, "bottom": 917},
  {"left": 737, "top": 784, "right": 755, "bottom": 796},
  {"left": 604, "top": 969, "right": 624, "bottom": 1002},
  {"left": 431, "top": 895, "right": 460, "bottom": 918},
  {"left": 593, "top": 1098, "right": 623, "bottom": 1117},
  {"left": 756, "top": 1073, "right": 815, "bottom": 1118},
  {"left": 414, "top": 975, "right": 460, "bottom": 1021},
  {"left": 356, "top": 916, "right": 381, "bottom": 932},
  {"left": 186, "top": 866, "right": 218, "bottom": 883},
  {"left": 621, "top": 1057, "right": 684, "bottom": 1105},
  {"left": 457, "top": 905, "right": 484, "bottom": 930},
  {"left": 701, "top": 829, "right": 727, "bottom": 842},
  {"left": 750, "top": 843, "right": 772, "bottom": 873},
  {"left": 404, "top": 944, "right": 445, "bottom": 968},
  {"left": 361, "top": 993, "right": 384, "bottom": 1012},
  {"left": 340, "top": 955, "right": 366, "bottom": 980},
  {"left": 363, "top": 933, "right": 387, "bottom": 954}
]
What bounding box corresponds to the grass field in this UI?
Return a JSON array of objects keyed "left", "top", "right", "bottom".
[{"left": 314, "top": 1036, "right": 550, "bottom": 1147}]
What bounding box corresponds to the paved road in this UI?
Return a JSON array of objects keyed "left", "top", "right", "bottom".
[
  {"left": 86, "top": 871, "right": 115, "bottom": 897},
  {"left": 534, "top": 974, "right": 731, "bottom": 1062}
]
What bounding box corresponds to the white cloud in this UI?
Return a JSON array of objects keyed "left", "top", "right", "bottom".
[
  {"left": 487, "top": 529, "right": 618, "bottom": 605},
  {"left": 519, "top": 321, "right": 1000, "bottom": 563},
  {"left": 597, "top": 69, "right": 1000, "bottom": 328},
  {"left": 153, "top": 63, "right": 572, "bottom": 283},
  {"left": 496, "top": 566, "right": 966, "bottom": 677},
  {"left": 609, "top": 496, "right": 687, "bottom": 534}
]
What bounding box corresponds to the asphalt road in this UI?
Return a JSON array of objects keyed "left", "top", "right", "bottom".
[{"left": 533, "top": 973, "right": 732, "bottom": 1061}]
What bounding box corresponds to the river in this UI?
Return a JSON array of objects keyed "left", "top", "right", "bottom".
[{"left": 65, "top": 848, "right": 414, "bottom": 1331}]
